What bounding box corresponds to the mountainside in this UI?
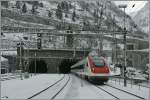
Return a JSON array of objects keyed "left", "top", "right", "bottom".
[
  {"left": 132, "top": 2, "right": 149, "bottom": 34},
  {"left": 1, "top": 0, "right": 147, "bottom": 37},
  {"left": 130, "top": 12, "right": 137, "bottom": 18}
]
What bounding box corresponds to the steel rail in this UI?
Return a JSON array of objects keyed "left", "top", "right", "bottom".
[
  {"left": 105, "top": 84, "right": 145, "bottom": 100},
  {"left": 51, "top": 74, "right": 70, "bottom": 99},
  {"left": 27, "top": 74, "right": 65, "bottom": 99},
  {"left": 94, "top": 85, "right": 120, "bottom": 100}
]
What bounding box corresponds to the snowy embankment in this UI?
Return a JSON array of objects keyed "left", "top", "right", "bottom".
[
  {"left": 107, "top": 80, "right": 149, "bottom": 99},
  {"left": 1, "top": 74, "right": 63, "bottom": 99}
]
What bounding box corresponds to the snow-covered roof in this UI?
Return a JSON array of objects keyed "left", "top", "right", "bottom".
[
  {"left": 128, "top": 49, "right": 149, "bottom": 53},
  {"left": 1, "top": 57, "right": 8, "bottom": 62},
  {"left": 1, "top": 51, "right": 17, "bottom": 56},
  {"left": 3, "top": 33, "right": 24, "bottom": 41}
]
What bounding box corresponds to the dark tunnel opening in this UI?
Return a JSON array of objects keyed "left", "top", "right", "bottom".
[
  {"left": 59, "top": 59, "right": 78, "bottom": 74},
  {"left": 29, "top": 60, "right": 47, "bottom": 73}
]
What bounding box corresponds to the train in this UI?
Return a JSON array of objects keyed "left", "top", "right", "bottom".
[{"left": 71, "top": 53, "right": 110, "bottom": 84}]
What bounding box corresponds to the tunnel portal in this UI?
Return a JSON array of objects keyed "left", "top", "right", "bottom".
[
  {"left": 59, "top": 59, "right": 78, "bottom": 73},
  {"left": 29, "top": 60, "right": 47, "bottom": 73}
]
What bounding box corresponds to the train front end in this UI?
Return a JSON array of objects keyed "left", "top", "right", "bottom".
[{"left": 87, "top": 56, "right": 110, "bottom": 83}]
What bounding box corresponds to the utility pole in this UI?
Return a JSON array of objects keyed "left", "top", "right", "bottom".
[
  {"left": 34, "top": 52, "right": 36, "bottom": 75},
  {"left": 99, "top": 6, "right": 103, "bottom": 56},
  {"left": 24, "top": 41, "right": 30, "bottom": 72},
  {"left": 118, "top": 4, "right": 127, "bottom": 87},
  {"left": 0, "top": 2, "right": 2, "bottom": 98},
  {"left": 96, "top": 4, "right": 104, "bottom": 56},
  {"left": 149, "top": 2, "right": 150, "bottom": 100},
  {"left": 113, "top": 15, "right": 118, "bottom": 65},
  {"left": 112, "top": 15, "right": 116, "bottom": 64},
  {"left": 27, "top": 43, "right": 29, "bottom": 72},
  {"left": 19, "top": 41, "right": 23, "bottom": 80},
  {"left": 17, "top": 36, "right": 24, "bottom": 79}
]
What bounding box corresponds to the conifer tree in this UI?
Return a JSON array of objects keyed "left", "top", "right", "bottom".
[
  {"left": 33, "top": 1, "right": 39, "bottom": 9},
  {"left": 1, "top": 1, "right": 9, "bottom": 8},
  {"left": 31, "top": 5, "right": 36, "bottom": 14},
  {"left": 22, "top": 3, "right": 27, "bottom": 13},
  {"left": 56, "top": 4, "right": 63, "bottom": 20},
  {"left": 16, "top": 1, "right": 21, "bottom": 9},
  {"left": 48, "top": 11, "right": 52, "bottom": 17},
  {"left": 65, "top": 13, "right": 68, "bottom": 18},
  {"left": 39, "top": 2, "right": 43, "bottom": 7},
  {"left": 72, "top": 10, "right": 76, "bottom": 22}
]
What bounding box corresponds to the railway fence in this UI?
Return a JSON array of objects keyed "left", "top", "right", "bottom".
[{"left": 109, "top": 76, "right": 149, "bottom": 89}]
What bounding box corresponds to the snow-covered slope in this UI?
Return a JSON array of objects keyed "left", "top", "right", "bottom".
[
  {"left": 1, "top": 1, "right": 148, "bottom": 51},
  {"left": 1, "top": 0, "right": 147, "bottom": 37},
  {"left": 132, "top": 2, "right": 149, "bottom": 34}
]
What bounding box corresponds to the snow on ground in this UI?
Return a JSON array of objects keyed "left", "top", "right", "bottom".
[
  {"left": 110, "top": 67, "right": 121, "bottom": 75},
  {"left": 1, "top": 74, "right": 149, "bottom": 99},
  {"left": 1, "top": 74, "right": 63, "bottom": 99},
  {"left": 1, "top": 74, "right": 115, "bottom": 99},
  {"left": 58, "top": 74, "right": 115, "bottom": 99},
  {"left": 109, "top": 77, "right": 149, "bottom": 87},
  {"left": 107, "top": 79, "right": 149, "bottom": 99}
]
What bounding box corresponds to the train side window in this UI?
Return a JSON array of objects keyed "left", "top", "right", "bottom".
[
  {"left": 86, "top": 63, "right": 88, "bottom": 66},
  {"left": 104, "top": 61, "right": 106, "bottom": 66}
]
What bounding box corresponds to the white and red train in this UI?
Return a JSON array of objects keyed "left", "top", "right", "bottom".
[{"left": 71, "top": 54, "right": 110, "bottom": 83}]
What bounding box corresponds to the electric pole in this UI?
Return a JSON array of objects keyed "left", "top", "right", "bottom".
[{"left": 118, "top": 4, "right": 127, "bottom": 87}]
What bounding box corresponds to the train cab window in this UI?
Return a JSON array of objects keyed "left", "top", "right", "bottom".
[
  {"left": 86, "top": 63, "right": 88, "bottom": 67},
  {"left": 93, "top": 58, "right": 105, "bottom": 67}
]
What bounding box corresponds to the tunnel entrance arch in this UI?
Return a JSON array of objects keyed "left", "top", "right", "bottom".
[
  {"left": 29, "top": 60, "right": 47, "bottom": 73},
  {"left": 59, "top": 59, "right": 78, "bottom": 73}
]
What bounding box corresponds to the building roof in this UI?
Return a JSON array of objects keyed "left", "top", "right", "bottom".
[{"left": 1, "top": 56, "right": 8, "bottom": 62}]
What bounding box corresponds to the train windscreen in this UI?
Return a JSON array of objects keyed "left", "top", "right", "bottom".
[{"left": 93, "top": 57, "right": 105, "bottom": 67}]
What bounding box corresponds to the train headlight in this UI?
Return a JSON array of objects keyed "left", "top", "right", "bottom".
[
  {"left": 92, "top": 68, "right": 94, "bottom": 72},
  {"left": 105, "top": 67, "right": 109, "bottom": 71}
]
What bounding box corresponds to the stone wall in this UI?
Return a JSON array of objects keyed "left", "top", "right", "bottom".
[{"left": 17, "top": 48, "right": 89, "bottom": 73}]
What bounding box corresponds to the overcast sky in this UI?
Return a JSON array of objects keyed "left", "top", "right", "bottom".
[{"left": 113, "top": 1, "right": 148, "bottom": 14}]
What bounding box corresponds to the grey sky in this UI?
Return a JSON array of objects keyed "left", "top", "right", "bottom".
[{"left": 113, "top": 1, "right": 148, "bottom": 14}]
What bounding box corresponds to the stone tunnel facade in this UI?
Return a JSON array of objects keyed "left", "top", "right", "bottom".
[{"left": 16, "top": 48, "right": 90, "bottom": 73}]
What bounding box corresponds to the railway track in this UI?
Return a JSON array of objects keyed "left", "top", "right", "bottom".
[
  {"left": 27, "top": 74, "right": 70, "bottom": 99},
  {"left": 94, "top": 84, "right": 145, "bottom": 100},
  {"left": 73, "top": 74, "right": 146, "bottom": 99},
  {"left": 51, "top": 74, "right": 70, "bottom": 99},
  {"left": 1, "top": 74, "right": 21, "bottom": 81}
]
